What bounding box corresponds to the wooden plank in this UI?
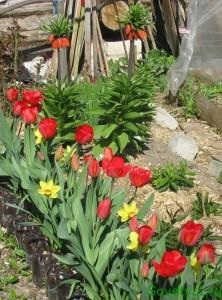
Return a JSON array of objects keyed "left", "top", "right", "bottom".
[
  {"left": 96, "top": 15, "right": 109, "bottom": 75},
  {"left": 0, "top": 3, "right": 52, "bottom": 17}
]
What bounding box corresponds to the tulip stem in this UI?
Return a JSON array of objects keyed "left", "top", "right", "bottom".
[
  {"left": 109, "top": 178, "right": 114, "bottom": 198},
  {"left": 129, "top": 187, "right": 138, "bottom": 203}
]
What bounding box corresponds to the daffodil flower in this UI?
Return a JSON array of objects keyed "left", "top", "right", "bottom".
[
  {"left": 190, "top": 252, "right": 201, "bottom": 272},
  {"left": 118, "top": 201, "right": 138, "bottom": 222},
  {"left": 127, "top": 232, "right": 139, "bottom": 251},
  {"left": 34, "top": 129, "right": 43, "bottom": 145},
  {"left": 38, "top": 180, "right": 61, "bottom": 198}
]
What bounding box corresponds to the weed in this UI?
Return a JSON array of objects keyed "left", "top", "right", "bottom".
[
  {"left": 152, "top": 161, "right": 195, "bottom": 192},
  {"left": 191, "top": 192, "right": 222, "bottom": 219}
]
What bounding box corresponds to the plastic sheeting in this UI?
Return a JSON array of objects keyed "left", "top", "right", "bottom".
[{"left": 167, "top": 0, "right": 222, "bottom": 95}]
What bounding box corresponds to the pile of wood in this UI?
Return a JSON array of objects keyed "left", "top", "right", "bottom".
[{"left": 0, "top": 0, "right": 52, "bottom": 48}]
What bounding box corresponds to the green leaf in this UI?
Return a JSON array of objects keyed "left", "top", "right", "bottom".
[
  {"left": 117, "top": 132, "right": 129, "bottom": 152},
  {"left": 102, "top": 124, "right": 117, "bottom": 139},
  {"left": 24, "top": 127, "right": 36, "bottom": 165},
  {"left": 137, "top": 193, "right": 154, "bottom": 220},
  {"left": 53, "top": 253, "right": 77, "bottom": 265}
]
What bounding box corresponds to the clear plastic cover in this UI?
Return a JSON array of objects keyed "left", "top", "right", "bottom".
[{"left": 167, "top": 0, "right": 222, "bottom": 95}]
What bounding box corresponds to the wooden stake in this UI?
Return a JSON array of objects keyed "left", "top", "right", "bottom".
[
  {"left": 84, "top": 0, "right": 92, "bottom": 76},
  {"left": 92, "top": 0, "right": 98, "bottom": 78}
]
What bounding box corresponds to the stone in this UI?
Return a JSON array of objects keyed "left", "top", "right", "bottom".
[
  {"left": 167, "top": 132, "right": 199, "bottom": 161},
  {"left": 154, "top": 107, "right": 178, "bottom": 130},
  {"left": 208, "top": 159, "right": 222, "bottom": 178}
]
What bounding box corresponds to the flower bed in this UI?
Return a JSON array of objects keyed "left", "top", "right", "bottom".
[{"left": 0, "top": 78, "right": 222, "bottom": 299}]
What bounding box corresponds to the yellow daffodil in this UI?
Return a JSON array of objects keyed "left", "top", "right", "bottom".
[
  {"left": 190, "top": 252, "right": 201, "bottom": 272},
  {"left": 117, "top": 201, "right": 138, "bottom": 222},
  {"left": 38, "top": 180, "right": 61, "bottom": 198},
  {"left": 127, "top": 232, "right": 139, "bottom": 251},
  {"left": 34, "top": 129, "right": 43, "bottom": 145}
]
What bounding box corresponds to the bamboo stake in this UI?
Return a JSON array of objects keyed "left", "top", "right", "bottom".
[{"left": 71, "top": 8, "right": 85, "bottom": 78}]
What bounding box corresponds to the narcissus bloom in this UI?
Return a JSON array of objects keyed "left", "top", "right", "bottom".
[
  {"left": 34, "top": 129, "right": 43, "bottom": 145},
  {"left": 38, "top": 180, "right": 61, "bottom": 198},
  {"left": 126, "top": 232, "right": 139, "bottom": 251},
  {"left": 75, "top": 124, "right": 94, "bottom": 144},
  {"left": 39, "top": 118, "right": 57, "bottom": 139},
  {"left": 153, "top": 250, "right": 187, "bottom": 278},
  {"left": 197, "top": 244, "right": 216, "bottom": 265},
  {"left": 118, "top": 201, "right": 138, "bottom": 222},
  {"left": 190, "top": 252, "right": 201, "bottom": 272},
  {"left": 129, "top": 166, "right": 152, "bottom": 187},
  {"left": 179, "top": 220, "right": 204, "bottom": 247}
]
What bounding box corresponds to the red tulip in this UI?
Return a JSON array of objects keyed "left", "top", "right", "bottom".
[
  {"left": 129, "top": 166, "right": 152, "bottom": 187},
  {"left": 138, "top": 225, "right": 154, "bottom": 246},
  {"left": 6, "top": 87, "right": 19, "bottom": 102},
  {"left": 13, "top": 100, "right": 27, "bottom": 116},
  {"left": 103, "top": 147, "right": 113, "bottom": 161},
  {"left": 141, "top": 262, "right": 149, "bottom": 277},
  {"left": 21, "top": 106, "right": 38, "bottom": 124},
  {"left": 22, "top": 89, "right": 43, "bottom": 105},
  {"left": 75, "top": 124, "right": 94, "bottom": 145},
  {"left": 147, "top": 214, "right": 158, "bottom": 232},
  {"left": 88, "top": 157, "right": 100, "bottom": 178},
  {"left": 71, "top": 154, "right": 80, "bottom": 171},
  {"left": 197, "top": 244, "right": 216, "bottom": 265},
  {"left": 102, "top": 156, "right": 131, "bottom": 178},
  {"left": 39, "top": 118, "right": 57, "bottom": 139},
  {"left": 129, "top": 216, "right": 139, "bottom": 232},
  {"left": 179, "top": 220, "right": 204, "bottom": 247},
  {"left": 97, "top": 198, "right": 112, "bottom": 220},
  {"left": 153, "top": 250, "right": 187, "bottom": 278}
]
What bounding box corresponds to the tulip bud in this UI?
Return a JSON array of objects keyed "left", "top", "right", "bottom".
[
  {"left": 71, "top": 153, "right": 80, "bottom": 171},
  {"left": 88, "top": 158, "right": 100, "bottom": 178},
  {"left": 97, "top": 198, "right": 112, "bottom": 220},
  {"left": 129, "top": 216, "right": 139, "bottom": 232},
  {"left": 103, "top": 147, "right": 113, "bottom": 161},
  {"left": 147, "top": 214, "right": 158, "bottom": 232},
  {"left": 141, "top": 262, "right": 149, "bottom": 277},
  {"left": 37, "top": 151, "right": 45, "bottom": 161},
  {"left": 138, "top": 225, "right": 154, "bottom": 246},
  {"left": 55, "top": 145, "right": 64, "bottom": 161},
  {"left": 197, "top": 244, "right": 216, "bottom": 265}
]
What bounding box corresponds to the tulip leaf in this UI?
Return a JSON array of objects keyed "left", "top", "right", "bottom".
[
  {"left": 0, "top": 109, "right": 13, "bottom": 151},
  {"left": 102, "top": 124, "right": 117, "bottom": 139},
  {"left": 24, "top": 126, "right": 35, "bottom": 165},
  {"left": 95, "top": 231, "right": 116, "bottom": 277},
  {"left": 137, "top": 193, "right": 154, "bottom": 220},
  {"left": 53, "top": 253, "right": 76, "bottom": 266}
]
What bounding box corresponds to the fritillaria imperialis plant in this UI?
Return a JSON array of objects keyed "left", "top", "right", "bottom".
[
  {"left": 120, "top": 3, "right": 151, "bottom": 40},
  {"left": 42, "top": 15, "right": 73, "bottom": 49}
]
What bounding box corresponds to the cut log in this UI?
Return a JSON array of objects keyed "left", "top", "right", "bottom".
[{"left": 100, "top": 1, "right": 128, "bottom": 31}]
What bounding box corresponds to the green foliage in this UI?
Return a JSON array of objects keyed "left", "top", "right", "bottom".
[
  {"left": 177, "top": 78, "right": 200, "bottom": 118},
  {"left": 201, "top": 82, "right": 222, "bottom": 99},
  {"left": 42, "top": 15, "right": 73, "bottom": 36},
  {"left": 93, "top": 72, "right": 155, "bottom": 155},
  {"left": 119, "top": 3, "right": 151, "bottom": 29},
  {"left": 191, "top": 192, "right": 222, "bottom": 219},
  {"left": 138, "top": 50, "right": 174, "bottom": 91},
  {"left": 152, "top": 161, "right": 195, "bottom": 192}
]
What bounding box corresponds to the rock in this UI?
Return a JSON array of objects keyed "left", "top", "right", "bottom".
[
  {"left": 208, "top": 159, "right": 222, "bottom": 178},
  {"left": 23, "top": 56, "right": 51, "bottom": 81},
  {"left": 167, "top": 132, "right": 198, "bottom": 161},
  {"left": 154, "top": 107, "right": 178, "bottom": 130}
]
